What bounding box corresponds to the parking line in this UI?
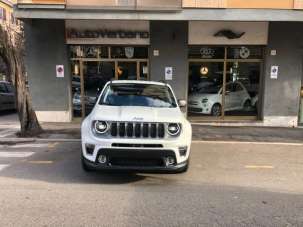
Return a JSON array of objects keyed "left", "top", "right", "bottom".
[
  {"left": 245, "top": 165, "right": 274, "bottom": 169},
  {"left": 27, "top": 161, "right": 53, "bottom": 164},
  {"left": 0, "top": 152, "right": 35, "bottom": 158},
  {"left": 0, "top": 164, "right": 10, "bottom": 171},
  {"left": 192, "top": 140, "right": 303, "bottom": 146},
  {"left": 11, "top": 143, "right": 49, "bottom": 149}
]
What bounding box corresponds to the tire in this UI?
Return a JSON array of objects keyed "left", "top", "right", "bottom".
[
  {"left": 81, "top": 155, "right": 94, "bottom": 172},
  {"left": 243, "top": 100, "right": 251, "bottom": 112},
  {"left": 211, "top": 104, "right": 222, "bottom": 117}
]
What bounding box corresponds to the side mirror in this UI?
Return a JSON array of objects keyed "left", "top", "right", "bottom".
[{"left": 178, "top": 99, "right": 187, "bottom": 107}]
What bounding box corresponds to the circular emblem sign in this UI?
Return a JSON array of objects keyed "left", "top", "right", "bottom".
[
  {"left": 239, "top": 47, "right": 250, "bottom": 59},
  {"left": 200, "top": 67, "right": 209, "bottom": 75}
]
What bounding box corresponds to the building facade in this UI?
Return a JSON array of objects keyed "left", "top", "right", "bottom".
[{"left": 14, "top": 0, "right": 303, "bottom": 126}]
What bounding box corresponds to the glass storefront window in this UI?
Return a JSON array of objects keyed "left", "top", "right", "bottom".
[
  {"left": 139, "top": 62, "right": 148, "bottom": 80},
  {"left": 117, "top": 62, "right": 137, "bottom": 80},
  {"left": 69, "top": 45, "right": 149, "bottom": 118},
  {"left": 188, "top": 46, "right": 263, "bottom": 120},
  {"left": 70, "top": 45, "right": 108, "bottom": 59},
  {"left": 111, "top": 46, "right": 148, "bottom": 59},
  {"left": 83, "top": 61, "right": 115, "bottom": 116},
  {"left": 189, "top": 46, "right": 225, "bottom": 59},
  {"left": 224, "top": 62, "right": 261, "bottom": 117},
  {"left": 227, "top": 46, "right": 263, "bottom": 60},
  {"left": 188, "top": 62, "right": 224, "bottom": 117}
]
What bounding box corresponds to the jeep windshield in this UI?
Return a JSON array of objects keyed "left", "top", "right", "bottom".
[{"left": 99, "top": 83, "right": 177, "bottom": 108}]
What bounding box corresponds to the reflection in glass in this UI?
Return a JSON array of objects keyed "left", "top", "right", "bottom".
[
  {"left": 117, "top": 62, "right": 137, "bottom": 80},
  {"left": 71, "top": 60, "right": 82, "bottom": 118},
  {"left": 140, "top": 62, "right": 148, "bottom": 80},
  {"left": 82, "top": 61, "right": 115, "bottom": 116},
  {"left": 188, "top": 62, "right": 224, "bottom": 117},
  {"left": 224, "top": 62, "right": 260, "bottom": 116}
]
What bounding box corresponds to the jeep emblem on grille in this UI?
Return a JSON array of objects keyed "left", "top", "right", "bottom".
[{"left": 133, "top": 117, "right": 144, "bottom": 121}]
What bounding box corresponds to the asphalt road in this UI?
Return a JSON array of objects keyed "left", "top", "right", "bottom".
[{"left": 0, "top": 141, "right": 303, "bottom": 226}]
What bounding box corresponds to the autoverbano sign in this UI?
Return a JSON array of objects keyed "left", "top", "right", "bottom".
[
  {"left": 65, "top": 20, "right": 150, "bottom": 45},
  {"left": 66, "top": 29, "right": 149, "bottom": 39}
]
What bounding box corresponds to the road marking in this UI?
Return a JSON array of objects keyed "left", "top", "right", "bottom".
[
  {"left": 245, "top": 165, "right": 274, "bottom": 169},
  {"left": 0, "top": 164, "right": 9, "bottom": 171},
  {"left": 27, "top": 161, "right": 53, "bottom": 164},
  {"left": 192, "top": 140, "right": 303, "bottom": 146},
  {"left": 11, "top": 143, "right": 49, "bottom": 149},
  {"left": 0, "top": 152, "right": 35, "bottom": 158},
  {"left": 48, "top": 142, "right": 59, "bottom": 149},
  {"left": 0, "top": 129, "right": 16, "bottom": 138}
]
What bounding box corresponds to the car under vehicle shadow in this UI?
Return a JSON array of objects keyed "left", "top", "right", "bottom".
[
  {"left": 0, "top": 109, "right": 17, "bottom": 117},
  {"left": 0, "top": 142, "right": 152, "bottom": 185}
]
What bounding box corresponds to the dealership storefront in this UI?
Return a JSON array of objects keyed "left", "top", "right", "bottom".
[{"left": 23, "top": 19, "right": 303, "bottom": 127}]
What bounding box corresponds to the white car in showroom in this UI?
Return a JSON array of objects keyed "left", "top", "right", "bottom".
[
  {"left": 81, "top": 80, "right": 192, "bottom": 173},
  {"left": 188, "top": 81, "right": 251, "bottom": 116}
]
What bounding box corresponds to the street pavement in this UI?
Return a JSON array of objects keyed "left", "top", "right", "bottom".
[{"left": 0, "top": 141, "right": 303, "bottom": 226}]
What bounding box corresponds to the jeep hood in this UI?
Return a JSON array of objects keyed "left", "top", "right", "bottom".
[{"left": 89, "top": 105, "right": 184, "bottom": 123}]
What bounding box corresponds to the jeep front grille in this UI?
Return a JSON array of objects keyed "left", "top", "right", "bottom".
[{"left": 110, "top": 122, "right": 165, "bottom": 139}]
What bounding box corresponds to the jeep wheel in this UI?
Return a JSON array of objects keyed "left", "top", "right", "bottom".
[{"left": 211, "top": 104, "right": 222, "bottom": 117}]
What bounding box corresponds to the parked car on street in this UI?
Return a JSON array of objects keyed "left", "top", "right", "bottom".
[
  {"left": 81, "top": 80, "right": 192, "bottom": 173},
  {"left": 0, "top": 81, "right": 16, "bottom": 111},
  {"left": 188, "top": 81, "right": 251, "bottom": 116}
]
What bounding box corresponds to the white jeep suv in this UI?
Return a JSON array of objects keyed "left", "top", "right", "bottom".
[{"left": 81, "top": 80, "right": 192, "bottom": 173}]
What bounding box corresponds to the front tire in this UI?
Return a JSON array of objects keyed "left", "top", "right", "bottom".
[{"left": 211, "top": 104, "right": 222, "bottom": 117}]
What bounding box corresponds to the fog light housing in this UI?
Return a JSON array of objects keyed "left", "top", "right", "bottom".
[
  {"left": 179, "top": 146, "right": 188, "bottom": 157},
  {"left": 98, "top": 155, "right": 107, "bottom": 164},
  {"left": 164, "top": 156, "right": 175, "bottom": 166},
  {"left": 85, "top": 144, "right": 95, "bottom": 155}
]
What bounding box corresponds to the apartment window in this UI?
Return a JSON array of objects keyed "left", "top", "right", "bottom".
[{"left": 0, "top": 8, "right": 7, "bottom": 21}]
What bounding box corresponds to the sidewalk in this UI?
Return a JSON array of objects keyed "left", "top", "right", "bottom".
[{"left": 1, "top": 115, "right": 303, "bottom": 143}]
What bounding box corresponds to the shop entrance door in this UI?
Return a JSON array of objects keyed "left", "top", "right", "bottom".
[
  {"left": 72, "top": 60, "right": 149, "bottom": 118},
  {"left": 70, "top": 45, "right": 149, "bottom": 119}
]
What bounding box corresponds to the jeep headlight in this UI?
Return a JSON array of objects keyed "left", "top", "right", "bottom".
[
  {"left": 94, "top": 121, "right": 109, "bottom": 134},
  {"left": 167, "top": 123, "right": 181, "bottom": 136}
]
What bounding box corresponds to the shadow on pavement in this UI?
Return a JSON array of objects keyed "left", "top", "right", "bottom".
[
  {"left": 0, "top": 142, "right": 150, "bottom": 185},
  {"left": 0, "top": 110, "right": 17, "bottom": 117}
]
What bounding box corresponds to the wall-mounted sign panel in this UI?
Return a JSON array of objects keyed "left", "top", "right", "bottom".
[
  {"left": 66, "top": 20, "right": 150, "bottom": 45},
  {"left": 189, "top": 21, "right": 269, "bottom": 45}
]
